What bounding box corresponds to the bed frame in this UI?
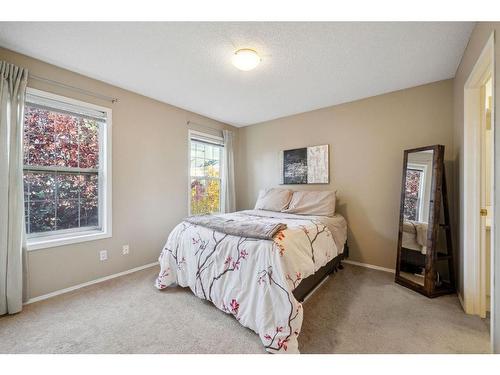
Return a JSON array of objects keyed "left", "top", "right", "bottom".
[{"left": 292, "top": 240, "right": 349, "bottom": 302}]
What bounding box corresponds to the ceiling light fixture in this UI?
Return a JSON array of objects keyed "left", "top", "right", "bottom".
[{"left": 232, "top": 49, "right": 261, "bottom": 71}]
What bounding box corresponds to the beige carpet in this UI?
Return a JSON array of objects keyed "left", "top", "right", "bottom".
[{"left": 0, "top": 263, "right": 490, "bottom": 354}]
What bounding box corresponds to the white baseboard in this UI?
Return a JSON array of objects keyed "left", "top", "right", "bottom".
[
  {"left": 343, "top": 259, "right": 395, "bottom": 274},
  {"left": 25, "top": 262, "right": 159, "bottom": 305}
]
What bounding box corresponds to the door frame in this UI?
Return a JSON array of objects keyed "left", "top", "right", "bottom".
[{"left": 463, "top": 31, "right": 495, "bottom": 343}]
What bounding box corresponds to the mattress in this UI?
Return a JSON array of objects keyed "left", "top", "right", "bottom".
[
  {"left": 402, "top": 231, "right": 424, "bottom": 253},
  {"left": 402, "top": 220, "right": 428, "bottom": 254}
]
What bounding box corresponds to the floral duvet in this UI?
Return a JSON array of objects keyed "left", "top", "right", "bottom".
[{"left": 155, "top": 209, "right": 343, "bottom": 353}]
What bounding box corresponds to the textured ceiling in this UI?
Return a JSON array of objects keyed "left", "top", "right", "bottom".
[{"left": 0, "top": 22, "right": 474, "bottom": 126}]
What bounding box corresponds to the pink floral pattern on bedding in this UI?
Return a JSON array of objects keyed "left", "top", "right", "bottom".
[{"left": 155, "top": 211, "right": 339, "bottom": 353}]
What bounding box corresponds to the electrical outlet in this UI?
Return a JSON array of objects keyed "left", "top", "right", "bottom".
[
  {"left": 99, "top": 250, "right": 108, "bottom": 261},
  {"left": 122, "top": 244, "right": 129, "bottom": 255}
]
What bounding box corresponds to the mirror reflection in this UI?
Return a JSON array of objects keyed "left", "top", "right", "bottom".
[{"left": 399, "top": 150, "right": 434, "bottom": 286}]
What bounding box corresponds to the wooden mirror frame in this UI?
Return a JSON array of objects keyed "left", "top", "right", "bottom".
[{"left": 395, "top": 144, "right": 455, "bottom": 297}]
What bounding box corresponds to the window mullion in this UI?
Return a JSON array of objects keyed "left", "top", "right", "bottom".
[
  {"left": 23, "top": 165, "right": 99, "bottom": 174},
  {"left": 78, "top": 178, "right": 81, "bottom": 229},
  {"left": 24, "top": 116, "right": 30, "bottom": 235},
  {"left": 77, "top": 118, "right": 81, "bottom": 169},
  {"left": 26, "top": 174, "right": 30, "bottom": 235},
  {"left": 77, "top": 118, "right": 81, "bottom": 229},
  {"left": 54, "top": 171, "right": 58, "bottom": 231},
  {"left": 53, "top": 121, "right": 58, "bottom": 232}
]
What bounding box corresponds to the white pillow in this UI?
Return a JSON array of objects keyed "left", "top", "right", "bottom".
[
  {"left": 282, "top": 190, "right": 336, "bottom": 217},
  {"left": 254, "top": 188, "right": 293, "bottom": 212}
]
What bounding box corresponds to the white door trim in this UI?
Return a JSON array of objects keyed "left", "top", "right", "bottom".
[{"left": 463, "top": 32, "right": 494, "bottom": 318}]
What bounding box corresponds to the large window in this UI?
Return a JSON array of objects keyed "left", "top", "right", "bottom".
[
  {"left": 189, "top": 130, "right": 224, "bottom": 215},
  {"left": 23, "top": 89, "right": 112, "bottom": 250}
]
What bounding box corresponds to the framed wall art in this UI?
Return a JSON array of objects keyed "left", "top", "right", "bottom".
[{"left": 281, "top": 144, "right": 329, "bottom": 184}]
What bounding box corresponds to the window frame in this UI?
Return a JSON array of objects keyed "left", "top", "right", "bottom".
[
  {"left": 188, "top": 129, "right": 225, "bottom": 216},
  {"left": 25, "top": 88, "right": 112, "bottom": 251}
]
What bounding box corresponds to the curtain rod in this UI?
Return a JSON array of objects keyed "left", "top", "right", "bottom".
[{"left": 29, "top": 74, "right": 119, "bottom": 104}]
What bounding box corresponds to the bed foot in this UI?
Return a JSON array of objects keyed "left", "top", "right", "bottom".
[{"left": 329, "top": 262, "right": 344, "bottom": 275}]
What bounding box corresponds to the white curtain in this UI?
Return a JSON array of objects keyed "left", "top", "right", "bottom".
[
  {"left": 0, "top": 61, "right": 28, "bottom": 315},
  {"left": 222, "top": 129, "right": 236, "bottom": 213}
]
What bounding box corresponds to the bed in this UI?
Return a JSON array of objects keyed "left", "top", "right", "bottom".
[
  {"left": 400, "top": 220, "right": 429, "bottom": 277},
  {"left": 402, "top": 220, "right": 428, "bottom": 254},
  {"left": 155, "top": 192, "right": 347, "bottom": 354}
]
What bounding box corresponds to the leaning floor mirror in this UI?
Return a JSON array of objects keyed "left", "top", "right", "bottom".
[{"left": 395, "top": 145, "right": 456, "bottom": 297}]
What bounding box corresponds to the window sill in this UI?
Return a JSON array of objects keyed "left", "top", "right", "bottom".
[{"left": 27, "top": 229, "right": 111, "bottom": 251}]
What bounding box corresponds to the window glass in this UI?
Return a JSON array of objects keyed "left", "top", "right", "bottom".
[
  {"left": 23, "top": 98, "right": 104, "bottom": 236},
  {"left": 404, "top": 168, "right": 424, "bottom": 221},
  {"left": 189, "top": 137, "right": 223, "bottom": 215}
]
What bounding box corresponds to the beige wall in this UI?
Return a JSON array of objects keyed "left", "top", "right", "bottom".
[
  {"left": 0, "top": 47, "right": 237, "bottom": 299},
  {"left": 237, "top": 79, "right": 454, "bottom": 270},
  {"left": 0, "top": 34, "right": 477, "bottom": 301}
]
